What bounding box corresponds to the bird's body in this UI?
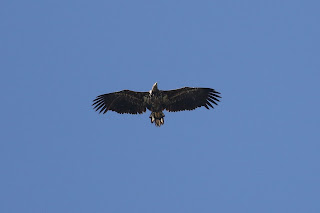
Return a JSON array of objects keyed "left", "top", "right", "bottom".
[{"left": 92, "top": 82, "right": 221, "bottom": 126}]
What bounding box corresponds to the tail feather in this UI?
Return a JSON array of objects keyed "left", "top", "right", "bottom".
[{"left": 150, "top": 112, "right": 165, "bottom": 127}]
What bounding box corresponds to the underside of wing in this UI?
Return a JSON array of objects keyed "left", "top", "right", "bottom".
[
  {"left": 163, "top": 87, "right": 221, "bottom": 112},
  {"left": 92, "top": 90, "right": 148, "bottom": 114}
]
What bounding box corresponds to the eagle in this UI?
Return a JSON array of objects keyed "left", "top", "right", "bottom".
[{"left": 92, "top": 82, "right": 221, "bottom": 127}]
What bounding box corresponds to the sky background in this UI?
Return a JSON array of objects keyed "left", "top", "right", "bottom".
[{"left": 1, "top": 0, "right": 320, "bottom": 212}]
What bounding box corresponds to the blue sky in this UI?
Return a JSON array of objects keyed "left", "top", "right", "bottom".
[{"left": 1, "top": 0, "right": 319, "bottom": 212}]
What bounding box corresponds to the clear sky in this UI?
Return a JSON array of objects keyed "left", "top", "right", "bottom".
[{"left": 1, "top": 0, "right": 319, "bottom": 212}]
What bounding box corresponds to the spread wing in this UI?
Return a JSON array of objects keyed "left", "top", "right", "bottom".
[
  {"left": 92, "top": 90, "right": 148, "bottom": 114},
  {"left": 163, "top": 87, "right": 221, "bottom": 112}
]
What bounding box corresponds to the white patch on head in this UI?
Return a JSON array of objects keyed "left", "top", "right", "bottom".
[{"left": 152, "top": 82, "right": 158, "bottom": 91}]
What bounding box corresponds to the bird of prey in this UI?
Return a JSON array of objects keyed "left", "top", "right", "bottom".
[{"left": 92, "top": 82, "right": 221, "bottom": 127}]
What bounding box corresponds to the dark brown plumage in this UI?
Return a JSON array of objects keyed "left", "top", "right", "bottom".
[
  {"left": 93, "top": 90, "right": 148, "bottom": 114},
  {"left": 163, "top": 87, "right": 220, "bottom": 112},
  {"left": 93, "top": 82, "right": 221, "bottom": 126}
]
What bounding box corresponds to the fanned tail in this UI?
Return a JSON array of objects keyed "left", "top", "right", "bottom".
[{"left": 149, "top": 112, "right": 165, "bottom": 127}]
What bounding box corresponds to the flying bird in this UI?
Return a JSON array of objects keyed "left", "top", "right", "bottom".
[{"left": 92, "top": 82, "right": 221, "bottom": 127}]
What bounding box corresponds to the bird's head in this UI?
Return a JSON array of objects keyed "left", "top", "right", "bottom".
[
  {"left": 152, "top": 82, "right": 158, "bottom": 91},
  {"left": 150, "top": 82, "right": 159, "bottom": 95}
]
